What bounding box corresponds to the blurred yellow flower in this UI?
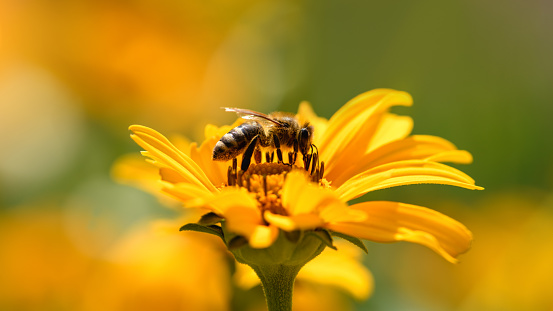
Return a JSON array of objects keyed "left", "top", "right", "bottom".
[
  {"left": 385, "top": 191, "right": 553, "bottom": 311},
  {"left": 85, "top": 221, "right": 231, "bottom": 311},
  {"left": 0, "top": 207, "right": 231, "bottom": 311},
  {"left": 129, "top": 88, "right": 482, "bottom": 263}
]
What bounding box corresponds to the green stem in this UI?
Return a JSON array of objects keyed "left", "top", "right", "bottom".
[{"left": 250, "top": 264, "right": 302, "bottom": 311}]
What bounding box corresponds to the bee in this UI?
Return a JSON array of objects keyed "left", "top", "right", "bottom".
[{"left": 212, "top": 108, "right": 316, "bottom": 172}]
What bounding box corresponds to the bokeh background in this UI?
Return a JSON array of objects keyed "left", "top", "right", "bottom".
[{"left": 1, "top": 0, "right": 552, "bottom": 310}]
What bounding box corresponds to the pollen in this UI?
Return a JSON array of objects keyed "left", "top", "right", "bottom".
[{"left": 224, "top": 162, "right": 325, "bottom": 216}]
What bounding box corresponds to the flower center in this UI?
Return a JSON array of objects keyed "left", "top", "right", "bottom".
[{"left": 224, "top": 152, "right": 326, "bottom": 216}]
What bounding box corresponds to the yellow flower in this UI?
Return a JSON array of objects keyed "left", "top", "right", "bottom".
[
  {"left": 0, "top": 207, "right": 231, "bottom": 311},
  {"left": 129, "top": 88, "right": 482, "bottom": 264},
  {"left": 234, "top": 240, "right": 373, "bottom": 301}
]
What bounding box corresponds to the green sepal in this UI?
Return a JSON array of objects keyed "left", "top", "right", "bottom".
[
  {"left": 284, "top": 230, "right": 302, "bottom": 243},
  {"left": 198, "top": 212, "right": 224, "bottom": 226},
  {"left": 309, "top": 229, "right": 336, "bottom": 250},
  {"left": 330, "top": 231, "right": 368, "bottom": 254},
  {"left": 228, "top": 236, "right": 249, "bottom": 250},
  {"left": 179, "top": 223, "right": 224, "bottom": 241}
]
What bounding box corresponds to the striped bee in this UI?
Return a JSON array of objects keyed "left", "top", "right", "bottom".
[{"left": 212, "top": 108, "right": 315, "bottom": 171}]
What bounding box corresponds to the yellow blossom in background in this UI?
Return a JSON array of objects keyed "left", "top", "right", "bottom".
[
  {"left": 0, "top": 207, "right": 231, "bottom": 311},
  {"left": 129, "top": 88, "right": 482, "bottom": 264},
  {"left": 84, "top": 221, "right": 231, "bottom": 311},
  {"left": 388, "top": 191, "right": 553, "bottom": 311},
  {"left": 0, "top": 0, "right": 305, "bottom": 133}
]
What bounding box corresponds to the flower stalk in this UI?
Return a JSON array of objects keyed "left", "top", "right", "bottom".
[
  {"left": 250, "top": 264, "right": 300, "bottom": 311},
  {"left": 228, "top": 229, "right": 327, "bottom": 311}
]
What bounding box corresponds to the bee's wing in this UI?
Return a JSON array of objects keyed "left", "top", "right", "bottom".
[{"left": 223, "top": 108, "right": 283, "bottom": 126}]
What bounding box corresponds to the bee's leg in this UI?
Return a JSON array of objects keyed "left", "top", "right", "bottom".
[
  {"left": 263, "top": 175, "right": 268, "bottom": 197},
  {"left": 291, "top": 139, "right": 299, "bottom": 165},
  {"left": 227, "top": 166, "right": 234, "bottom": 186},
  {"left": 254, "top": 147, "right": 262, "bottom": 164},
  {"left": 310, "top": 152, "right": 318, "bottom": 176},
  {"left": 273, "top": 135, "right": 284, "bottom": 164},
  {"left": 303, "top": 144, "right": 313, "bottom": 171},
  {"left": 309, "top": 144, "right": 320, "bottom": 179},
  {"left": 303, "top": 154, "right": 311, "bottom": 171},
  {"left": 265, "top": 151, "right": 273, "bottom": 163},
  {"left": 241, "top": 136, "right": 259, "bottom": 171},
  {"left": 237, "top": 170, "right": 243, "bottom": 187}
]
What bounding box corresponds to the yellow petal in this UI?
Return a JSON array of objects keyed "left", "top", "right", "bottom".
[
  {"left": 336, "top": 160, "right": 483, "bottom": 202},
  {"left": 264, "top": 211, "right": 324, "bottom": 231},
  {"left": 319, "top": 205, "right": 368, "bottom": 224},
  {"left": 111, "top": 153, "right": 162, "bottom": 190},
  {"left": 111, "top": 154, "right": 183, "bottom": 207},
  {"left": 319, "top": 89, "right": 413, "bottom": 175},
  {"left": 425, "top": 150, "right": 473, "bottom": 163},
  {"left": 207, "top": 187, "right": 259, "bottom": 215},
  {"left": 204, "top": 122, "right": 239, "bottom": 141},
  {"left": 331, "top": 135, "right": 474, "bottom": 187},
  {"left": 189, "top": 141, "right": 229, "bottom": 188},
  {"left": 223, "top": 204, "right": 263, "bottom": 239},
  {"left": 282, "top": 171, "right": 338, "bottom": 215},
  {"left": 202, "top": 187, "right": 273, "bottom": 247},
  {"left": 296, "top": 101, "right": 329, "bottom": 145},
  {"left": 326, "top": 113, "right": 413, "bottom": 183},
  {"left": 159, "top": 167, "right": 187, "bottom": 183},
  {"left": 129, "top": 125, "right": 217, "bottom": 192},
  {"left": 248, "top": 225, "right": 280, "bottom": 248},
  {"left": 326, "top": 201, "right": 473, "bottom": 263},
  {"left": 162, "top": 183, "right": 215, "bottom": 208},
  {"left": 298, "top": 241, "right": 374, "bottom": 300},
  {"left": 367, "top": 114, "right": 414, "bottom": 152},
  {"left": 233, "top": 263, "right": 261, "bottom": 290},
  {"left": 191, "top": 122, "right": 249, "bottom": 187}
]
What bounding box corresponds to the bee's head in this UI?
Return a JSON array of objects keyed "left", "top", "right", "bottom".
[{"left": 298, "top": 123, "right": 314, "bottom": 155}]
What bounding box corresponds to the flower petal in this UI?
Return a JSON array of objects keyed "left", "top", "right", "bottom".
[
  {"left": 264, "top": 211, "right": 324, "bottom": 231},
  {"left": 297, "top": 101, "right": 328, "bottom": 144},
  {"left": 129, "top": 125, "right": 217, "bottom": 192},
  {"left": 208, "top": 188, "right": 259, "bottom": 215},
  {"left": 325, "top": 113, "right": 413, "bottom": 183},
  {"left": 336, "top": 160, "right": 483, "bottom": 202},
  {"left": 366, "top": 114, "right": 414, "bottom": 152},
  {"left": 331, "top": 135, "right": 474, "bottom": 187},
  {"left": 112, "top": 154, "right": 184, "bottom": 207},
  {"left": 248, "top": 224, "right": 280, "bottom": 248},
  {"left": 190, "top": 141, "right": 229, "bottom": 188},
  {"left": 326, "top": 201, "right": 473, "bottom": 263},
  {"left": 319, "top": 204, "right": 367, "bottom": 224},
  {"left": 282, "top": 171, "right": 339, "bottom": 215},
  {"left": 162, "top": 183, "right": 215, "bottom": 208},
  {"left": 111, "top": 154, "right": 162, "bottom": 191},
  {"left": 298, "top": 241, "right": 374, "bottom": 300},
  {"left": 199, "top": 187, "right": 279, "bottom": 248},
  {"left": 319, "top": 89, "right": 413, "bottom": 176}
]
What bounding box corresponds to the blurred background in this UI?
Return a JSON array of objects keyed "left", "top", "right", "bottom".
[{"left": 1, "top": 0, "right": 552, "bottom": 310}]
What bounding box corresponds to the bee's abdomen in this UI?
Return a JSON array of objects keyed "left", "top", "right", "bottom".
[{"left": 212, "top": 122, "right": 263, "bottom": 161}]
